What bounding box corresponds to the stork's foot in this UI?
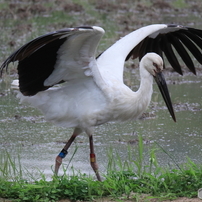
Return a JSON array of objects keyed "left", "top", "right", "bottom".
[
  {"left": 54, "top": 149, "right": 68, "bottom": 175},
  {"left": 55, "top": 156, "right": 62, "bottom": 175}
]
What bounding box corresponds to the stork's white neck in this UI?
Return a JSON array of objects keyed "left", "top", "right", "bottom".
[
  {"left": 136, "top": 64, "right": 153, "bottom": 110},
  {"left": 109, "top": 63, "right": 154, "bottom": 122}
]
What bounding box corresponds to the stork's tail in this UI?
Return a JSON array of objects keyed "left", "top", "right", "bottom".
[{"left": 11, "top": 80, "right": 19, "bottom": 90}]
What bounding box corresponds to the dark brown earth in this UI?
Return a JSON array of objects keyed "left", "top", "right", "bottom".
[{"left": 57, "top": 197, "right": 202, "bottom": 202}]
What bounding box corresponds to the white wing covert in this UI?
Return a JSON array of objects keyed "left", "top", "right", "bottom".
[{"left": 0, "top": 26, "right": 104, "bottom": 96}]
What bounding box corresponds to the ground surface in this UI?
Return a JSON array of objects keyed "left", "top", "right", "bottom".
[
  {"left": 57, "top": 197, "right": 202, "bottom": 202},
  {"left": 1, "top": 197, "right": 201, "bottom": 202}
]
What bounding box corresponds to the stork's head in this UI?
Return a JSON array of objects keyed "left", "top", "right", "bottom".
[
  {"left": 141, "top": 52, "right": 176, "bottom": 122},
  {"left": 141, "top": 53, "right": 164, "bottom": 76}
]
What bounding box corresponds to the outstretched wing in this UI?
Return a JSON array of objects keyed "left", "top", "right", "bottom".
[
  {"left": 0, "top": 26, "right": 104, "bottom": 96},
  {"left": 97, "top": 24, "right": 202, "bottom": 82},
  {"left": 126, "top": 24, "right": 202, "bottom": 75}
]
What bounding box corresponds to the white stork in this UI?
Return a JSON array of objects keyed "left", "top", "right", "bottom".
[{"left": 1, "top": 24, "right": 202, "bottom": 181}]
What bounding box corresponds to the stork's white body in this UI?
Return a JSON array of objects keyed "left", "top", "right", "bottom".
[
  {"left": 15, "top": 25, "right": 171, "bottom": 135},
  {"left": 2, "top": 23, "right": 200, "bottom": 180},
  {"left": 17, "top": 53, "right": 154, "bottom": 134},
  {"left": 14, "top": 24, "right": 186, "bottom": 135},
  {"left": 19, "top": 65, "right": 152, "bottom": 128}
]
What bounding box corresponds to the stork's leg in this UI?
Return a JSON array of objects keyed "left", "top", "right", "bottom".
[
  {"left": 89, "top": 135, "right": 102, "bottom": 181},
  {"left": 54, "top": 128, "right": 80, "bottom": 175}
]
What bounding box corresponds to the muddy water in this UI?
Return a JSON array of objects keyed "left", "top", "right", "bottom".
[{"left": 0, "top": 68, "right": 201, "bottom": 179}]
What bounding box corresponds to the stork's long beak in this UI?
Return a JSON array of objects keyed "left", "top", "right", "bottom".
[{"left": 154, "top": 72, "right": 176, "bottom": 122}]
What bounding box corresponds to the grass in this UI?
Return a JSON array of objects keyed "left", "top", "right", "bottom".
[
  {"left": 172, "top": 0, "right": 188, "bottom": 8},
  {"left": 0, "top": 136, "right": 202, "bottom": 202}
]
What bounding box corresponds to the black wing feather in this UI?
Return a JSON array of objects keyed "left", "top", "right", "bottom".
[
  {"left": 0, "top": 27, "right": 94, "bottom": 96},
  {"left": 187, "top": 27, "right": 202, "bottom": 38},
  {"left": 0, "top": 30, "right": 70, "bottom": 96},
  {"left": 167, "top": 33, "right": 195, "bottom": 74},
  {"left": 161, "top": 35, "right": 183, "bottom": 75},
  {"left": 126, "top": 25, "right": 202, "bottom": 75},
  {"left": 17, "top": 37, "right": 67, "bottom": 95},
  {"left": 175, "top": 31, "right": 202, "bottom": 65},
  {"left": 183, "top": 30, "right": 202, "bottom": 49}
]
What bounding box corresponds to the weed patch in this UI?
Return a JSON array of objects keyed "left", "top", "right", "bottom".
[{"left": 0, "top": 137, "right": 202, "bottom": 201}]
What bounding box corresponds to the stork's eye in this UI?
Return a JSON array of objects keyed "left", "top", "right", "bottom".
[{"left": 153, "top": 62, "right": 158, "bottom": 68}]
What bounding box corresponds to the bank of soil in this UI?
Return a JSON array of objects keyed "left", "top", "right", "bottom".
[{"left": 57, "top": 197, "right": 201, "bottom": 202}]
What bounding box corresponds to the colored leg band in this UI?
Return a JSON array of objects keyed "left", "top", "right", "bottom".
[
  {"left": 58, "top": 149, "right": 68, "bottom": 158},
  {"left": 90, "top": 153, "right": 96, "bottom": 163}
]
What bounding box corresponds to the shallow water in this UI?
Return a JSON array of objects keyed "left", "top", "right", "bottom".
[{"left": 0, "top": 69, "right": 201, "bottom": 179}]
